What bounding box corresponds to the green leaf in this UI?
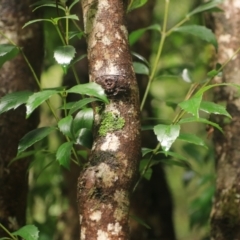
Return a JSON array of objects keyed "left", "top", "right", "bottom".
[
  {"left": 68, "top": 31, "right": 84, "bottom": 40},
  {"left": 158, "top": 150, "right": 189, "bottom": 161},
  {"left": 178, "top": 95, "right": 202, "bottom": 118},
  {"left": 31, "top": 0, "right": 56, "bottom": 7},
  {"left": 188, "top": 0, "right": 224, "bottom": 17},
  {"left": 54, "top": 45, "right": 76, "bottom": 67},
  {"left": 22, "top": 19, "right": 52, "bottom": 28},
  {"left": 69, "top": 0, "right": 79, "bottom": 10},
  {"left": 67, "top": 82, "right": 109, "bottom": 103},
  {"left": 75, "top": 128, "right": 93, "bottom": 148},
  {"left": 127, "top": 0, "right": 147, "bottom": 12},
  {"left": 133, "top": 62, "right": 149, "bottom": 75},
  {"left": 18, "top": 127, "right": 56, "bottom": 154},
  {"left": 33, "top": 3, "right": 65, "bottom": 12},
  {"left": 160, "top": 158, "right": 191, "bottom": 169},
  {"left": 53, "top": 14, "right": 79, "bottom": 23},
  {"left": 26, "top": 89, "right": 60, "bottom": 117},
  {"left": 58, "top": 115, "right": 73, "bottom": 138},
  {"left": 200, "top": 101, "right": 231, "bottom": 118},
  {"left": 174, "top": 25, "right": 218, "bottom": 50},
  {"left": 139, "top": 159, "right": 153, "bottom": 180},
  {"left": 179, "top": 117, "right": 223, "bottom": 132},
  {"left": 56, "top": 141, "right": 73, "bottom": 169},
  {"left": 154, "top": 124, "right": 180, "bottom": 151},
  {"left": 0, "top": 44, "right": 20, "bottom": 68},
  {"left": 178, "top": 133, "right": 207, "bottom": 148},
  {"left": 0, "top": 91, "right": 33, "bottom": 114},
  {"left": 129, "top": 24, "right": 161, "bottom": 45},
  {"left": 69, "top": 53, "right": 87, "bottom": 67},
  {"left": 12, "top": 225, "right": 39, "bottom": 240},
  {"left": 130, "top": 215, "right": 151, "bottom": 229},
  {"left": 73, "top": 108, "right": 93, "bottom": 134},
  {"left": 69, "top": 98, "right": 97, "bottom": 115},
  {"left": 141, "top": 148, "right": 153, "bottom": 157},
  {"left": 132, "top": 52, "right": 149, "bottom": 67}
]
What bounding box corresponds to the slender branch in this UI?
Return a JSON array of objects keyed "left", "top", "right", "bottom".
[{"left": 0, "top": 223, "right": 17, "bottom": 240}]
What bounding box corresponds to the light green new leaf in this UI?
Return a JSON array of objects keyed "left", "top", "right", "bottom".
[
  {"left": 127, "top": 0, "right": 148, "bottom": 12},
  {"left": 53, "top": 14, "right": 79, "bottom": 23},
  {"left": 200, "top": 101, "right": 231, "bottom": 118},
  {"left": 0, "top": 44, "right": 19, "bottom": 68},
  {"left": 58, "top": 115, "right": 73, "bottom": 138},
  {"left": 179, "top": 117, "right": 223, "bottom": 132},
  {"left": 154, "top": 124, "right": 180, "bottom": 151},
  {"left": 178, "top": 95, "right": 202, "bottom": 118},
  {"left": 0, "top": 91, "right": 33, "bottom": 114},
  {"left": 26, "top": 89, "right": 60, "bottom": 117},
  {"left": 54, "top": 45, "right": 76, "bottom": 67},
  {"left": 56, "top": 141, "right": 73, "bottom": 170},
  {"left": 73, "top": 108, "right": 93, "bottom": 134},
  {"left": 178, "top": 133, "right": 207, "bottom": 148},
  {"left": 31, "top": 0, "right": 56, "bottom": 7},
  {"left": 12, "top": 225, "right": 39, "bottom": 240},
  {"left": 188, "top": 0, "right": 224, "bottom": 17},
  {"left": 22, "top": 19, "right": 52, "bottom": 28},
  {"left": 67, "top": 82, "right": 108, "bottom": 103},
  {"left": 174, "top": 25, "right": 218, "bottom": 50},
  {"left": 18, "top": 127, "right": 56, "bottom": 154},
  {"left": 69, "top": 98, "right": 97, "bottom": 115},
  {"left": 133, "top": 62, "right": 149, "bottom": 75}
]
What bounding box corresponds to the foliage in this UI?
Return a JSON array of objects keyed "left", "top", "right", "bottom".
[{"left": 0, "top": 0, "right": 239, "bottom": 239}]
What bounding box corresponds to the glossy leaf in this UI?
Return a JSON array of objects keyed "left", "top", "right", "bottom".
[
  {"left": 174, "top": 25, "right": 218, "bottom": 50},
  {"left": 26, "top": 89, "right": 60, "bottom": 117},
  {"left": 178, "top": 133, "right": 207, "bottom": 148},
  {"left": 0, "top": 91, "right": 33, "bottom": 114},
  {"left": 178, "top": 95, "right": 202, "bottom": 118},
  {"left": 56, "top": 141, "right": 73, "bottom": 169},
  {"left": 12, "top": 225, "right": 39, "bottom": 240},
  {"left": 69, "top": 31, "right": 84, "bottom": 40},
  {"left": 188, "top": 0, "right": 224, "bottom": 17},
  {"left": 58, "top": 115, "right": 73, "bottom": 138},
  {"left": 69, "top": 98, "right": 97, "bottom": 115},
  {"left": 73, "top": 108, "right": 93, "bottom": 134},
  {"left": 54, "top": 45, "right": 76, "bottom": 66},
  {"left": 18, "top": 127, "right": 56, "bottom": 154},
  {"left": 179, "top": 117, "right": 223, "bottom": 132},
  {"left": 133, "top": 62, "right": 149, "bottom": 75},
  {"left": 181, "top": 68, "right": 192, "bottom": 83},
  {"left": 141, "top": 148, "right": 154, "bottom": 157},
  {"left": 154, "top": 124, "right": 180, "bottom": 151},
  {"left": 200, "top": 101, "right": 231, "bottom": 118},
  {"left": 0, "top": 44, "right": 20, "bottom": 68},
  {"left": 67, "top": 82, "right": 108, "bottom": 103},
  {"left": 75, "top": 128, "right": 93, "bottom": 149},
  {"left": 127, "top": 0, "right": 148, "bottom": 12},
  {"left": 132, "top": 52, "right": 150, "bottom": 67}
]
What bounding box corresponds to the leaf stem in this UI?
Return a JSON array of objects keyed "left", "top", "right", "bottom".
[{"left": 0, "top": 223, "right": 17, "bottom": 240}]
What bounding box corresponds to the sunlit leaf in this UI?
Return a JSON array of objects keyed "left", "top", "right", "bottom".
[
  {"left": 18, "top": 127, "right": 56, "bottom": 154},
  {"left": 178, "top": 133, "right": 207, "bottom": 148},
  {"left": 174, "top": 25, "right": 218, "bottom": 50},
  {"left": 54, "top": 45, "right": 76, "bottom": 67},
  {"left": 127, "top": 0, "right": 148, "bottom": 12},
  {"left": 56, "top": 141, "right": 73, "bottom": 169},
  {"left": 53, "top": 14, "right": 79, "bottom": 23},
  {"left": 12, "top": 225, "right": 39, "bottom": 240},
  {"left": 0, "top": 91, "right": 33, "bottom": 114},
  {"left": 75, "top": 128, "right": 93, "bottom": 148},
  {"left": 26, "top": 89, "right": 60, "bottom": 117},
  {"left": 154, "top": 124, "right": 180, "bottom": 151},
  {"left": 0, "top": 44, "right": 20, "bottom": 68},
  {"left": 58, "top": 115, "right": 73, "bottom": 138},
  {"left": 200, "top": 101, "right": 231, "bottom": 118},
  {"left": 73, "top": 108, "right": 93, "bottom": 134},
  {"left": 133, "top": 62, "right": 149, "bottom": 75},
  {"left": 181, "top": 68, "right": 192, "bottom": 83},
  {"left": 178, "top": 95, "right": 202, "bottom": 118},
  {"left": 67, "top": 82, "right": 108, "bottom": 103}
]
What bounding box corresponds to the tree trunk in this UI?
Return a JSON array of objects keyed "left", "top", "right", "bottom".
[
  {"left": 210, "top": 1, "right": 240, "bottom": 239},
  {"left": 0, "top": 0, "right": 43, "bottom": 236},
  {"left": 77, "top": 0, "right": 141, "bottom": 239}
]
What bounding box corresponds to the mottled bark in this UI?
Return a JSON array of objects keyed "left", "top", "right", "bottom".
[
  {"left": 77, "top": 0, "right": 141, "bottom": 239},
  {"left": 210, "top": 1, "right": 240, "bottom": 239},
  {"left": 0, "top": 0, "right": 43, "bottom": 236}
]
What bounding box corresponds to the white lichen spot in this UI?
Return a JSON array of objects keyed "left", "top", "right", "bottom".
[
  {"left": 95, "top": 60, "right": 104, "bottom": 71},
  {"left": 101, "top": 133, "right": 120, "bottom": 151},
  {"left": 100, "top": 0, "right": 110, "bottom": 8},
  {"left": 120, "top": 25, "right": 128, "bottom": 38},
  {"left": 107, "top": 222, "right": 122, "bottom": 235},
  {"left": 81, "top": 227, "right": 86, "bottom": 240},
  {"left": 96, "top": 22, "right": 105, "bottom": 32},
  {"left": 115, "top": 31, "right": 121, "bottom": 39},
  {"left": 225, "top": 48, "right": 235, "bottom": 59},
  {"left": 106, "top": 62, "right": 119, "bottom": 75},
  {"left": 233, "top": 0, "right": 240, "bottom": 8},
  {"left": 79, "top": 215, "right": 83, "bottom": 224},
  {"left": 96, "top": 162, "right": 117, "bottom": 187},
  {"left": 90, "top": 210, "right": 102, "bottom": 222},
  {"left": 102, "top": 35, "right": 111, "bottom": 45},
  {"left": 219, "top": 34, "right": 231, "bottom": 43},
  {"left": 97, "top": 229, "right": 109, "bottom": 240}
]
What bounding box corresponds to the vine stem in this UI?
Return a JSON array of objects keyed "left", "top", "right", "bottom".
[{"left": 0, "top": 223, "right": 17, "bottom": 240}]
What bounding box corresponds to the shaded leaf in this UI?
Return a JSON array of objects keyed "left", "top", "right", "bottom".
[
  {"left": 58, "top": 115, "right": 73, "bottom": 138},
  {"left": 178, "top": 133, "right": 207, "bottom": 148},
  {"left": 68, "top": 31, "right": 84, "bottom": 40},
  {"left": 0, "top": 44, "right": 20, "bottom": 68},
  {"left": 53, "top": 14, "right": 79, "bottom": 23},
  {"left": 139, "top": 159, "right": 153, "bottom": 180},
  {"left": 178, "top": 95, "right": 202, "bottom": 118},
  {"left": 127, "top": 0, "right": 148, "bottom": 12},
  {"left": 141, "top": 148, "right": 153, "bottom": 157},
  {"left": 200, "top": 101, "right": 231, "bottom": 118},
  {"left": 18, "top": 127, "right": 56, "bottom": 154},
  {"left": 12, "top": 225, "right": 39, "bottom": 240},
  {"left": 69, "top": 0, "right": 79, "bottom": 10},
  {"left": 154, "top": 124, "right": 180, "bottom": 151},
  {"left": 23, "top": 19, "right": 52, "bottom": 28},
  {"left": 132, "top": 52, "right": 150, "bottom": 67},
  {"left": 130, "top": 215, "right": 151, "bottom": 229},
  {"left": 75, "top": 128, "right": 93, "bottom": 149},
  {"left": 160, "top": 158, "right": 191, "bottom": 169},
  {"left": 73, "top": 108, "right": 93, "bottom": 134},
  {"left": 69, "top": 54, "right": 87, "bottom": 67},
  {"left": 133, "top": 62, "right": 149, "bottom": 75},
  {"left": 174, "top": 25, "right": 218, "bottom": 50},
  {"left": 33, "top": 3, "right": 65, "bottom": 11},
  {"left": 0, "top": 91, "right": 33, "bottom": 114},
  {"left": 56, "top": 141, "right": 73, "bottom": 169},
  {"left": 67, "top": 82, "right": 108, "bottom": 103},
  {"left": 69, "top": 98, "right": 97, "bottom": 115}
]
